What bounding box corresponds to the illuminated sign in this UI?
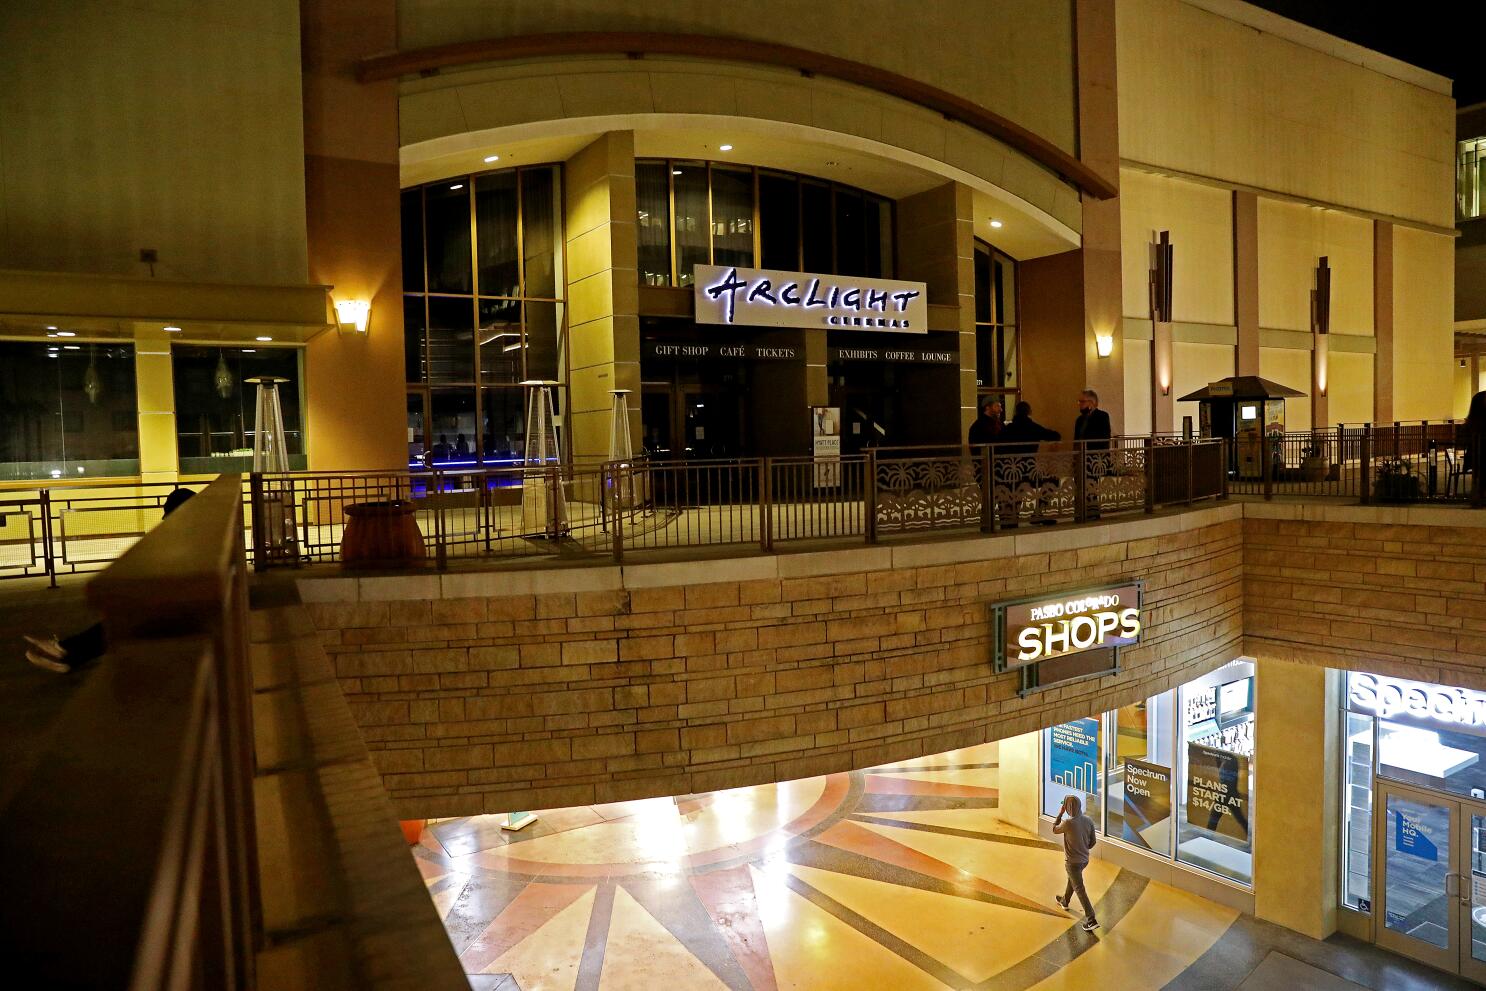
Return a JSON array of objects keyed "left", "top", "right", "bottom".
[
  {"left": 1347, "top": 672, "right": 1486, "bottom": 737},
  {"left": 694, "top": 264, "right": 928, "bottom": 332},
  {"left": 994, "top": 582, "right": 1143, "bottom": 671}
]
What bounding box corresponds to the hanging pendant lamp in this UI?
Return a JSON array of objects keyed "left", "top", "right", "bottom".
[
  {"left": 83, "top": 347, "right": 102, "bottom": 405},
  {"left": 214, "top": 350, "right": 233, "bottom": 399}
]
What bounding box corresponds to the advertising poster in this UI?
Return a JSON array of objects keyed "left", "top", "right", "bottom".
[
  {"left": 1185, "top": 743, "right": 1250, "bottom": 843},
  {"left": 1394, "top": 808, "right": 1440, "bottom": 861},
  {"left": 1048, "top": 718, "right": 1101, "bottom": 794},
  {"left": 1122, "top": 759, "right": 1172, "bottom": 851},
  {"left": 811, "top": 407, "right": 842, "bottom": 488}
]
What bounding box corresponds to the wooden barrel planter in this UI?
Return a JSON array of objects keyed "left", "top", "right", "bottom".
[{"left": 340, "top": 500, "right": 427, "bottom": 569}]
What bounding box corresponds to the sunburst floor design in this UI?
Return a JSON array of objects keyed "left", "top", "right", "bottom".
[{"left": 408, "top": 743, "right": 1456, "bottom": 991}]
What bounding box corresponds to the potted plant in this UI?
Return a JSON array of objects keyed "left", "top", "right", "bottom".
[
  {"left": 1300, "top": 440, "right": 1327, "bottom": 483},
  {"left": 1373, "top": 458, "right": 1419, "bottom": 503}
]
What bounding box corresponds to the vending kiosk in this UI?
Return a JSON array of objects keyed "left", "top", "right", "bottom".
[{"left": 1179, "top": 376, "right": 1305, "bottom": 479}]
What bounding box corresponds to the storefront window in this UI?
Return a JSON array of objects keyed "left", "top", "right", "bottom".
[
  {"left": 1107, "top": 695, "right": 1176, "bottom": 856},
  {"left": 402, "top": 164, "right": 568, "bottom": 467},
  {"left": 173, "top": 345, "right": 304, "bottom": 474},
  {"left": 1039, "top": 660, "right": 1255, "bottom": 889},
  {"left": 401, "top": 188, "right": 425, "bottom": 293},
  {"left": 1342, "top": 710, "right": 1375, "bottom": 911},
  {"left": 974, "top": 240, "right": 1019, "bottom": 394},
  {"left": 637, "top": 161, "right": 672, "bottom": 286},
  {"left": 1177, "top": 659, "right": 1256, "bottom": 885},
  {"left": 638, "top": 161, "right": 892, "bottom": 284},
  {"left": 0, "top": 341, "right": 140, "bottom": 481}
]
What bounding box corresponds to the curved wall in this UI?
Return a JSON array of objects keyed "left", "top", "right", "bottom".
[
  {"left": 395, "top": 0, "right": 1077, "bottom": 156},
  {"left": 302, "top": 506, "right": 1244, "bottom": 817}
]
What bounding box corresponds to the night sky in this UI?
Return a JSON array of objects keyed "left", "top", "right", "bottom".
[{"left": 1251, "top": 2, "right": 1482, "bottom": 107}]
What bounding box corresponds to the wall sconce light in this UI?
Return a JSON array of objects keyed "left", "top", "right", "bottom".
[
  {"left": 1160, "top": 380, "right": 1171, "bottom": 396},
  {"left": 334, "top": 298, "right": 371, "bottom": 334},
  {"left": 1314, "top": 332, "right": 1329, "bottom": 397},
  {"left": 1095, "top": 333, "right": 1114, "bottom": 358}
]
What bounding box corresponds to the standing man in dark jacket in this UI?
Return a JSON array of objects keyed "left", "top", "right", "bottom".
[
  {"left": 999, "top": 401, "right": 1061, "bottom": 454},
  {"left": 998, "top": 401, "right": 1063, "bottom": 525},
  {"left": 1073, "top": 390, "right": 1112, "bottom": 449},
  {"left": 968, "top": 397, "right": 1003, "bottom": 446}
]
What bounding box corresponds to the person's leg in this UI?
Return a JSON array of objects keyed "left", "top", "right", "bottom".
[
  {"left": 1069, "top": 862, "right": 1097, "bottom": 921},
  {"left": 59, "top": 622, "right": 106, "bottom": 663}
]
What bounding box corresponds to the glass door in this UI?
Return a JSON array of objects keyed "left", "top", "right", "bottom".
[
  {"left": 1374, "top": 781, "right": 1468, "bottom": 973},
  {"left": 1465, "top": 802, "right": 1486, "bottom": 984}
]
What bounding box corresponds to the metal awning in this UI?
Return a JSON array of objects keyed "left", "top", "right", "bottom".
[{"left": 1178, "top": 376, "right": 1306, "bottom": 402}]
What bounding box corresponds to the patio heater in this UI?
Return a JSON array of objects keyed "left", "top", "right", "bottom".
[
  {"left": 246, "top": 375, "right": 297, "bottom": 562},
  {"left": 607, "top": 389, "right": 638, "bottom": 511},
  {"left": 520, "top": 380, "right": 568, "bottom": 536}
]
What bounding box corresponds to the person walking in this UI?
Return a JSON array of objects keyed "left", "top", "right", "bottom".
[
  {"left": 1466, "top": 390, "right": 1486, "bottom": 508},
  {"left": 23, "top": 487, "right": 196, "bottom": 673},
  {"left": 1053, "top": 794, "right": 1100, "bottom": 932},
  {"left": 968, "top": 397, "right": 1003, "bottom": 446}
]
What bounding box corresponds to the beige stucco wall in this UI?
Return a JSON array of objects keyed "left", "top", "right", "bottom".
[
  {"left": 1259, "top": 346, "right": 1311, "bottom": 431},
  {"left": 397, "top": 0, "right": 1078, "bottom": 157},
  {"left": 1257, "top": 200, "right": 1374, "bottom": 336},
  {"left": 1328, "top": 350, "right": 1374, "bottom": 426},
  {"left": 1391, "top": 227, "right": 1455, "bottom": 421},
  {"left": 1123, "top": 339, "right": 1154, "bottom": 435},
  {"left": 0, "top": 1, "right": 308, "bottom": 284},
  {"left": 1117, "top": 0, "right": 1454, "bottom": 229},
  {"left": 1120, "top": 170, "right": 1234, "bottom": 325},
  {"left": 1174, "top": 342, "right": 1236, "bottom": 429}
]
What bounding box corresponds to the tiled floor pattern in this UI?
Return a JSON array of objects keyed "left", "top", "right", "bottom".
[{"left": 412, "top": 743, "right": 1472, "bottom": 991}]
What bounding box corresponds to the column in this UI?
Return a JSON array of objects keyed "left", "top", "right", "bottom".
[
  {"left": 564, "top": 132, "right": 640, "bottom": 462},
  {"left": 134, "top": 332, "right": 177, "bottom": 483},
  {"left": 1373, "top": 221, "right": 1394, "bottom": 423},
  {"left": 301, "top": 0, "right": 408, "bottom": 471},
  {"left": 996, "top": 731, "right": 1042, "bottom": 836},
  {"left": 1253, "top": 657, "right": 1340, "bottom": 939},
  {"left": 897, "top": 181, "right": 976, "bottom": 437},
  {"left": 1234, "top": 192, "right": 1260, "bottom": 376}
]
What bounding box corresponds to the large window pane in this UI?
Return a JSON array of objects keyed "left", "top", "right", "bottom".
[
  {"left": 710, "top": 165, "right": 754, "bottom": 270},
  {"left": 637, "top": 161, "right": 672, "bottom": 286},
  {"left": 1043, "top": 717, "right": 1102, "bottom": 824},
  {"left": 1106, "top": 694, "right": 1175, "bottom": 857},
  {"left": 996, "top": 252, "right": 1018, "bottom": 325},
  {"left": 523, "top": 300, "right": 563, "bottom": 383},
  {"left": 425, "top": 180, "right": 472, "bottom": 294},
  {"left": 404, "top": 295, "right": 427, "bottom": 384},
  {"left": 866, "top": 196, "right": 892, "bottom": 277},
  {"left": 1342, "top": 711, "right": 1374, "bottom": 911},
  {"left": 0, "top": 342, "right": 140, "bottom": 481},
  {"left": 1177, "top": 658, "right": 1255, "bottom": 885},
  {"left": 407, "top": 391, "right": 426, "bottom": 468},
  {"left": 401, "top": 188, "right": 424, "bottom": 292},
  {"left": 427, "top": 296, "right": 475, "bottom": 383},
  {"left": 475, "top": 170, "right": 519, "bottom": 298},
  {"left": 834, "top": 188, "right": 866, "bottom": 276},
  {"left": 521, "top": 166, "right": 561, "bottom": 299},
  {"left": 481, "top": 388, "right": 525, "bottom": 464},
  {"left": 429, "top": 389, "right": 478, "bottom": 466},
  {"left": 801, "top": 181, "right": 832, "bottom": 273},
  {"left": 759, "top": 172, "right": 800, "bottom": 270},
  {"left": 172, "top": 345, "right": 303, "bottom": 474},
  {"left": 673, "top": 162, "right": 709, "bottom": 286},
  {"left": 477, "top": 298, "right": 521, "bottom": 385},
  {"left": 974, "top": 246, "right": 992, "bottom": 324}
]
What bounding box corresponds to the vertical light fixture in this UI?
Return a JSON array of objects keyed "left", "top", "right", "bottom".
[{"left": 1312, "top": 256, "right": 1331, "bottom": 397}]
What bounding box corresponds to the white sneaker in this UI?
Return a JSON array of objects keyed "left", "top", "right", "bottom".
[
  {"left": 27, "top": 649, "right": 71, "bottom": 674},
  {"left": 23, "top": 634, "right": 65, "bottom": 661}
]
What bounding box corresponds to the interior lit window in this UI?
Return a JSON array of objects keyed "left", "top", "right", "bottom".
[
  {"left": 1460, "top": 137, "right": 1486, "bottom": 221},
  {"left": 1176, "top": 658, "right": 1256, "bottom": 885}
]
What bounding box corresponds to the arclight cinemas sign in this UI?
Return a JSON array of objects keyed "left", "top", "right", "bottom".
[
  {"left": 694, "top": 264, "right": 927, "bottom": 332},
  {"left": 996, "top": 583, "right": 1143, "bottom": 671}
]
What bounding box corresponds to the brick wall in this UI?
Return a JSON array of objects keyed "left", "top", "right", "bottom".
[
  {"left": 302, "top": 505, "right": 1244, "bottom": 817},
  {"left": 1244, "top": 503, "right": 1486, "bottom": 688}
]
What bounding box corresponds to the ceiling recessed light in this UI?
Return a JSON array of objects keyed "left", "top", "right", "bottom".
[
  {"left": 46, "top": 352, "right": 59, "bottom": 358},
  {"left": 718, "top": 144, "right": 733, "bottom": 152},
  {"left": 672, "top": 169, "right": 682, "bottom": 175},
  {"left": 449, "top": 183, "right": 464, "bottom": 191},
  {"left": 255, "top": 336, "right": 272, "bottom": 342},
  {"left": 164, "top": 325, "right": 182, "bottom": 332},
  {"left": 990, "top": 219, "right": 1004, "bottom": 229},
  {"left": 483, "top": 155, "right": 500, "bottom": 163},
  {"left": 63, "top": 345, "right": 80, "bottom": 350},
  {"left": 45, "top": 325, "right": 57, "bottom": 331},
  {"left": 241, "top": 348, "right": 256, "bottom": 353},
  {"left": 55, "top": 330, "right": 76, "bottom": 337}
]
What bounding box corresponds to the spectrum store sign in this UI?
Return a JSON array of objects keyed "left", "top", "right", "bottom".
[
  {"left": 995, "top": 583, "right": 1143, "bottom": 671},
  {"left": 1347, "top": 672, "right": 1486, "bottom": 737},
  {"left": 694, "top": 264, "right": 928, "bottom": 332}
]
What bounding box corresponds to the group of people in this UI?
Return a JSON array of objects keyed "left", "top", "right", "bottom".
[{"left": 968, "top": 389, "right": 1111, "bottom": 451}]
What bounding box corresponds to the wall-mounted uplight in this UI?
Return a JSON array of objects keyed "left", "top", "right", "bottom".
[
  {"left": 483, "top": 155, "right": 500, "bottom": 163},
  {"left": 334, "top": 298, "right": 371, "bottom": 335},
  {"left": 990, "top": 219, "right": 1004, "bottom": 229},
  {"left": 1095, "top": 333, "right": 1114, "bottom": 358},
  {"left": 718, "top": 144, "right": 733, "bottom": 152}
]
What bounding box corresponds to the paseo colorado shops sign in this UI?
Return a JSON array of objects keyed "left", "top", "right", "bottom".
[
  {"left": 694, "top": 264, "right": 928, "bottom": 332},
  {"left": 994, "top": 582, "right": 1143, "bottom": 672}
]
